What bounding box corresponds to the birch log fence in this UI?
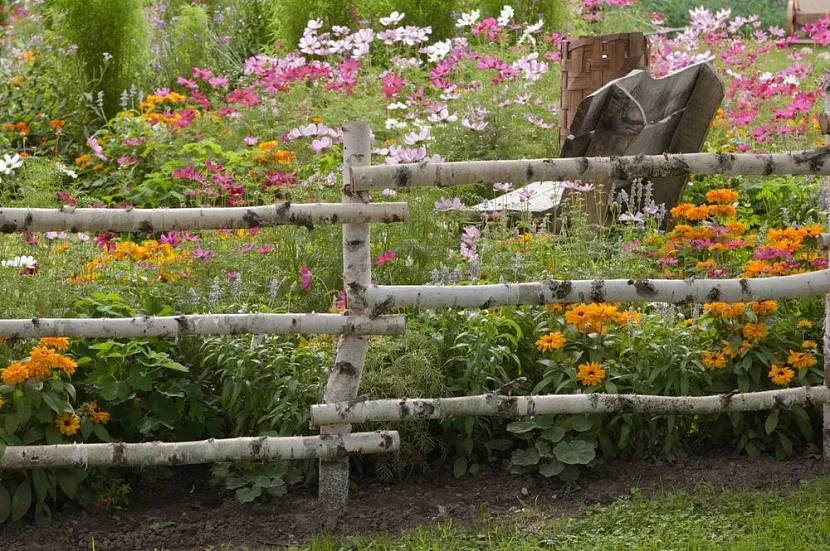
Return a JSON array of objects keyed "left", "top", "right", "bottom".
[{"left": 6, "top": 107, "right": 830, "bottom": 519}]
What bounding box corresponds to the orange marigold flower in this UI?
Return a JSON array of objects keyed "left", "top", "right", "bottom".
[
  {"left": 768, "top": 364, "right": 794, "bottom": 386},
  {"left": 75, "top": 154, "right": 92, "bottom": 168},
  {"left": 1, "top": 362, "right": 29, "bottom": 385},
  {"left": 91, "top": 410, "right": 111, "bottom": 424},
  {"left": 536, "top": 331, "right": 566, "bottom": 352},
  {"left": 703, "top": 302, "right": 730, "bottom": 318},
  {"left": 670, "top": 203, "right": 695, "bottom": 219},
  {"left": 702, "top": 351, "right": 727, "bottom": 370},
  {"left": 750, "top": 300, "right": 778, "bottom": 316},
  {"left": 696, "top": 259, "right": 717, "bottom": 271},
  {"left": 708, "top": 204, "right": 737, "bottom": 218},
  {"left": 273, "top": 150, "right": 295, "bottom": 164},
  {"left": 576, "top": 362, "right": 606, "bottom": 386},
  {"left": 788, "top": 350, "right": 817, "bottom": 370},
  {"left": 257, "top": 140, "right": 278, "bottom": 151},
  {"left": 55, "top": 414, "right": 81, "bottom": 436},
  {"left": 49, "top": 119, "right": 65, "bottom": 130},
  {"left": 40, "top": 337, "right": 70, "bottom": 350},
  {"left": 543, "top": 303, "right": 564, "bottom": 313},
  {"left": 705, "top": 188, "right": 739, "bottom": 205},
  {"left": 797, "top": 319, "right": 814, "bottom": 329},
  {"left": 726, "top": 221, "right": 747, "bottom": 235},
  {"left": 615, "top": 310, "right": 641, "bottom": 325},
  {"left": 686, "top": 205, "right": 711, "bottom": 221},
  {"left": 742, "top": 323, "right": 767, "bottom": 341},
  {"left": 802, "top": 340, "right": 818, "bottom": 350},
  {"left": 728, "top": 302, "right": 746, "bottom": 318},
  {"left": 1, "top": 122, "right": 14, "bottom": 132}
]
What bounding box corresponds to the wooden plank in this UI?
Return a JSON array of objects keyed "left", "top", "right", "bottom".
[
  {"left": 584, "top": 84, "right": 646, "bottom": 156},
  {"left": 668, "top": 64, "right": 725, "bottom": 154}
]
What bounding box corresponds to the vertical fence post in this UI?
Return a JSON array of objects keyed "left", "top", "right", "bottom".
[
  {"left": 318, "top": 122, "right": 373, "bottom": 521},
  {"left": 823, "top": 75, "right": 830, "bottom": 465}
]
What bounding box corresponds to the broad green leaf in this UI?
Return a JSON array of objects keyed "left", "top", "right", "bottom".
[
  {"left": 453, "top": 456, "right": 467, "bottom": 478},
  {"left": 568, "top": 416, "right": 593, "bottom": 432},
  {"left": 506, "top": 420, "right": 536, "bottom": 434},
  {"left": 540, "top": 426, "right": 566, "bottom": 443},
  {"left": 32, "top": 470, "right": 49, "bottom": 503},
  {"left": 235, "top": 485, "right": 262, "bottom": 503},
  {"left": 765, "top": 410, "right": 779, "bottom": 434},
  {"left": 538, "top": 460, "right": 565, "bottom": 478},
  {"left": 41, "top": 391, "right": 69, "bottom": 414},
  {"left": 554, "top": 440, "right": 596, "bottom": 465},
  {"left": 0, "top": 485, "right": 10, "bottom": 524},
  {"left": 11, "top": 479, "right": 32, "bottom": 522},
  {"left": 58, "top": 473, "right": 77, "bottom": 499},
  {"left": 510, "top": 448, "right": 540, "bottom": 466},
  {"left": 93, "top": 424, "right": 111, "bottom": 442}
]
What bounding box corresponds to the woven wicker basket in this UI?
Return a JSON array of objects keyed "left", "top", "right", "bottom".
[{"left": 559, "top": 32, "right": 649, "bottom": 144}]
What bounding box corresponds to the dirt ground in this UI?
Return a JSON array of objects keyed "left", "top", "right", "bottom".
[{"left": 2, "top": 453, "right": 827, "bottom": 551}]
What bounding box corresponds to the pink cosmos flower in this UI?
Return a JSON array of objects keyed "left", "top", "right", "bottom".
[
  {"left": 193, "top": 247, "right": 213, "bottom": 261},
  {"left": 374, "top": 250, "right": 397, "bottom": 266},
  {"left": 299, "top": 265, "right": 312, "bottom": 290}
]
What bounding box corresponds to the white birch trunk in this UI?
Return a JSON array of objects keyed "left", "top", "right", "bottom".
[
  {"left": 319, "top": 122, "right": 373, "bottom": 518},
  {"left": 310, "top": 386, "right": 830, "bottom": 425},
  {"left": 0, "top": 432, "right": 400, "bottom": 470},
  {"left": 0, "top": 202, "right": 407, "bottom": 233},
  {"left": 348, "top": 148, "right": 830, "bottom": 191},
  {"left": 365, "top": 270, "right": 830, "bottom": 311},
  {"left": 0, "top": 314, "right": 405, "bottom": 338}
]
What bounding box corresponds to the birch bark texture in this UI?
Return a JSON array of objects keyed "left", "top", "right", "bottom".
[
  {"left": 318, "top": 122, "right": 374, "bottom": 517},
  {"left": 310, "top": 386, "right": 830, "bottom": 425},
  {"left": 0, "top": 203, "right": 408, "bottom": 232},
  {"left": 348, "top": 148, "right": 830, "bottom": 191},
  {"left": 0, "top": 432, "right": 400, "bottom": 469}
]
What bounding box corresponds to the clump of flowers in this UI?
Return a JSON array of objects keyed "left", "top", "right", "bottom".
[
  {"left": 564, "top": 303, "right": 640, "bottom": 335},
  {"left": 0, "top": 337, "right": 77, "bottom": 383}
]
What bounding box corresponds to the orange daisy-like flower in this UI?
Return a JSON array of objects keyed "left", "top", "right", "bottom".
[
  {"left": 55, "top": 414, "right": 81, "bottom": 436},
  {"left": 768, "top": 364, "right": 794, "bottom": 386},
  {"left": 702, "top": 351, "right": 728, "bottom": 371},
  {"left": 749, "top": 300, "right": 778, "bottom": 316},
  {"left": 543, "top": 303, "right": 564, "bottom": 313},
  {"left": 40, "top": 337, "right": 70, "bottom": 350},
  {"left": 797, "top": 319, "right": 813, "bottom": 329},
  {"left": 536, "top": 331, "right": 566, "bottom": 352},
  {"left": 788, "top": 350, "right": 817, "bottom": 370},
  {"left": 742, "top": 323, "right": 767, "bottom": 341},
  {"left": 1, "top": 362, "right": 29, "bottom": 385},
  {"left": 802, "top": 340, "right": 818, "bottom": 350},
  {"left": 81, "top": 401, "right": 111, "bottom": 425},
  {"left": 576, "top": 362, "right": 606, "bottom": 386}
]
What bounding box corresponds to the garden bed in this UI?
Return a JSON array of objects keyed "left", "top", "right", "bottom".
[{"left": 2, "top": 452, "right": 825, "bottom": 550}]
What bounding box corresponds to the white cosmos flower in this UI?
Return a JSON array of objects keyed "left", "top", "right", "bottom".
[
  {"left": 456, "top": 10, "right": 480, "bottom": 28},
  {"left": 497, "top": 5, "right": 514, "bottom": 26},
  {"left": 380, "top": 11, "right": 405, "bottom": 26},
  {"left": 1, "top": 255, "right": 36, "bottom": 268}
]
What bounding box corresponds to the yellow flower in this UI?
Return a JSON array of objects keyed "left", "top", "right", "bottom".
[
  {"left": 576, "top": 362, "right": 606, "bottom": 386},
  {"left": 81, "top": 402, "right": 111, "bottom": 424},
  {"left": 536, "top": 331, "right": 566, "bottom": 352},
  {"left": 702, "top": 351, "right": 727, "bottom": 371},
  {"left": 788, "top": 350, "right": 817, "bottom": 370},
  {"left": 40, "top": 337, "right": 70, "bottom": 350},
  {"left": 802, "top": 340, "right": 818, "bottom": 350},
  {"left": 55, "top": 414, "right": 81, "bottom": 436},
  {"left": 750, "top": 300, "right": 778, "bottom": 316},
  {"left": 768, "top": 364, "right": 794, "bottom": 386},
  {"left": 543, "top": 303, "right": 564, "bottom": 313},
  {"left": 742, "top": 323, "right": 767, "bottom": 341},
  {"left": 273, "top": 150, "right": 295, "bottom": 164},
  {"left": 1, "top": 362, "right": 29, "bottom": 385},
  {"left": 797, "top": 319, "right": 813, "bottom": 329}
]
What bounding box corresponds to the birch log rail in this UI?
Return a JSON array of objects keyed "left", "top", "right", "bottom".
[
  {"left": 364, "top": 269, "right": 830, "bottom": 311},
  {"left": 310, "top": 387, "right": 830, "bottom": 425},
  {"left": 0, "top": 314, "right": 406, "bottom": 338},
  {"left": 0, "top": 431, "right": 400, "bottom": 470},
  {"left": 0, "top": 202, "right": 408, "bottom": 233},
  {"left": 348, "top": 147, "right": 830, "bottom": 191}
]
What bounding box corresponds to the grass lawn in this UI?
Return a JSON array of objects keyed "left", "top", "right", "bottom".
[{"left": 296, "top": 475, "right": 830, "bottom": 551}]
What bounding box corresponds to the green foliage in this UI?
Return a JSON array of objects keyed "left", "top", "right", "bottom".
[
  {"left": 165, "top": 5, "right": 214, "bottom": 81},
  {"left": 55, "top": 0, "right": 151, "bottom": 119},
  {"left": 211, "top": 460, "right": 303, "bottom": 503},
  {"left": 641, "top": 0, "right": 787, "bottom": 29}
]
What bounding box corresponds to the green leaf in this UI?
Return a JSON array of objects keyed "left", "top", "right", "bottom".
[
  {"left": 765, "top": 410, "right": 779, "bottom": 434},
  {"left": 538, "top": 460, "right": 565, "bottom": 478},
  {"left": 41, "top": 391, "right": 69, "bottom": 414},
  {"left": 32, "top": 470, "right": 49, "bottom": 503},
  {"left": 80, "top": 419, "right": 93, "bottom": 440},
  {"left": 126, "top": 373, "right": 154, "bottom": 391},
  {"left": 540, "top": 426, "right": 566, "bottom": 443},
  {"left": 554, "top": 440, "right": 596, "bottom": 465},
  {"left": 93, "top": 424, "right": 111, "bottom": 442},
  {"left": 510, "top": 448, "right": 540, "bottom": 466},
  {"left": 11, "top": 479, "right": 32, "bottom": 522},
  {"left": 568, "top": 416, "right": 593, "bottom": 432},
  {"left": 506, "top": 420, "right": 536, "bottom": 434},
  {"left": 531, "top": 416, "right": 555, "bottom": 429},
  {"left": 58, "top": 473, "right": 77, "bottom": 499},
  {"left": 235, "top": 485, "right": 262, "bottom": 503},
  {"left": 0, "top": 485, "right": 10, "bottom": 524},
  {"left": 452, "top": 456, "right": 468, "bottom": 478},
  {"left": 44, "top": 426, "right": 61, "bottom": 446}
]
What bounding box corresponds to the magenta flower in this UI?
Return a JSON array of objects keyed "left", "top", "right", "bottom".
[
  {"left": 94, "top": 232, "right": 115, "bottom": 251},
  {"left": 56, "top": 191, "right": 77, "bottom": 206},
  {"left": 381, "top": 71, "right": 406, "bottom": 99},
  {"left": 258, "top": 244, "right": 274, "bottom": 254},
  {"left": 299, "top": 265, "right": 312, "bottom": 290},
  {"left": 374, "top": 250, "right": 397, "bottom": 266},
  {"left": 243, "top": 136, "right": 258, "bottom": 146},
  {"left": 159, "top": 232, "right": 181, "bottom": 247},
  {"left": 193, "top": 247, "right": 213, "bottom": 261},
  {"left": 86, "top": 137, "right": 107, "bottom": 162}
]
